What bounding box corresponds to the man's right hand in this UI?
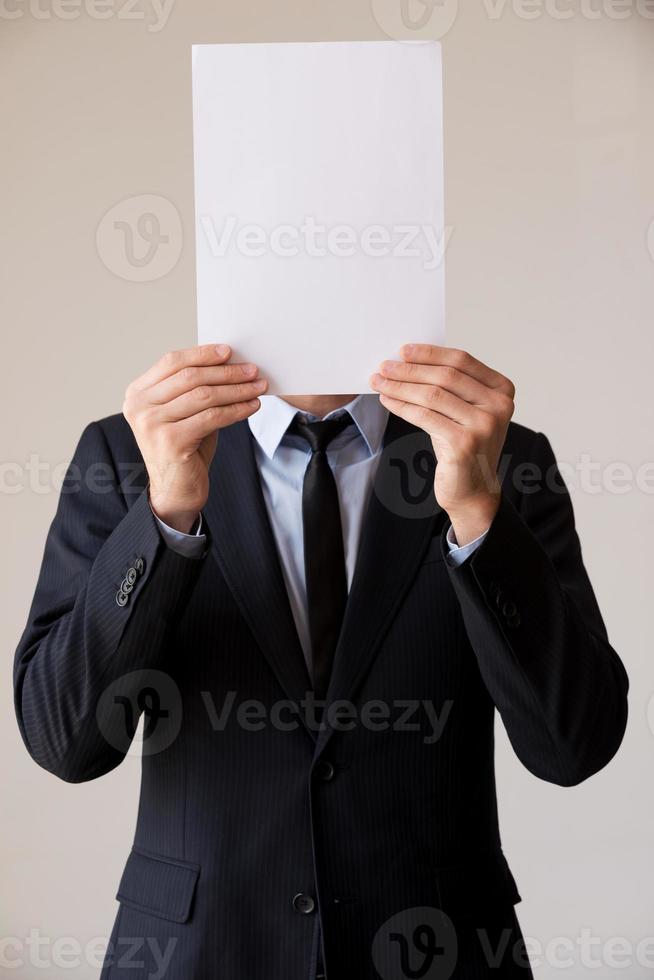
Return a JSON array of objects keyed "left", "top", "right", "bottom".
[{"left": 123, "top": 344, "right": 267, "bottom": 533}]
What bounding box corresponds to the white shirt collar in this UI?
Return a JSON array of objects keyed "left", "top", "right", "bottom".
[{"left": 248, "top": 394, "right": 389, "bottom": 461}]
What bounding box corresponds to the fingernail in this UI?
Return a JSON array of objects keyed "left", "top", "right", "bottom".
[
  {"left": 253, "top": 379, "right": 267, "bottom": 391},
  {"left": 371, "top": 373, "right": 386, "bottom": 387},
  {"left": 402, "top": 344, "right": 415, "bottom": 356},
  {"left": 381, "top": 360, "right": 401, "bottom": 372},
  {"left": 216, "top": 344, "right": 230, "bottom": 357}
]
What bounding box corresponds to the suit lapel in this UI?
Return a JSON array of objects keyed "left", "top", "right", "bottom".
[
  {"left": 315, "top": 413, "right": 445, "bottom": 756},
  {"left": 203, "top": 421, "right": 315, "bottom": 738}
]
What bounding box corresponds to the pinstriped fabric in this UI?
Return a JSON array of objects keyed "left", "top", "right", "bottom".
[
  {"left": 14, "top": 421, "right": 205, "bottom": 782},
  {"left": 14, "top": 414, "right": 628, "bottom": 980},
  {"left": 116, "top": 848, "right": 200, "bottom": 923},
  {"left": 446, "top": 433, "right": 629, "bottom": 788}
]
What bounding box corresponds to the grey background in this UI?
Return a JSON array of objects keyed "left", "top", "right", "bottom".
[{"left": 2, "top": 1, "right": 653, "bottom": 976}]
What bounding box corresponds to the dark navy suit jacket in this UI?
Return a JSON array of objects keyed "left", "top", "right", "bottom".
[{"left": 14, "top": 412, "right": 628, "bottom": 979}]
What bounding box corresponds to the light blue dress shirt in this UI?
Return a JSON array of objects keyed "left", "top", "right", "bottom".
[{"left": 154, "top": 394, "right": 487, "bottom": 659}]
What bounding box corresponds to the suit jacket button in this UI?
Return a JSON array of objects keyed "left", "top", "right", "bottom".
[
  {"left": 292, "top": 893, "right": 315, "bottom": 915},
  {"left": 121, "top": 577, "right": 134, "bottom": 594},
  {"left": 134, "top": 557, "right": 145, "bottom": 576},
  {"left": 125, "top": 567, "right": 138, "bottom": 586},
  {"left": 502, "top": 600, "right": 518, "bottom": 618},
  {"left": 315, "top": 761, "right": 335, "bottom": 782},
  {"left": 116, "top": 589, "right": 129, "bottom": 607}
]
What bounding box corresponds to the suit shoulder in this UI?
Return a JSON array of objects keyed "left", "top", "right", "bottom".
[
  {"left": 79, "top": 415, "right": 145, "bottom": 496},
  {"left": 91, "top": 412, "right": 141, "bottom": 459},
  {"left": 503, "top": 419, "right": 544, "bottom": 459}
]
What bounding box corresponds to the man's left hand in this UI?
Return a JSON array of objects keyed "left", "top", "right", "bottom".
[{"left": 370, "top": 344, "right": 515, "bottom": 547}]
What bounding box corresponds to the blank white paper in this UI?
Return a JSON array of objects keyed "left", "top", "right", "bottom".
[{"left": 192, "top": 40, "right": 445, "bottom": 395}]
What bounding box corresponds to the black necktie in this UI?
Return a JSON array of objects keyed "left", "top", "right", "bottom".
[{"left": 288, "top": 413, "right": 353, "bottom": 699}]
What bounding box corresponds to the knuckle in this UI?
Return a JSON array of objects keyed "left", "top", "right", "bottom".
[
  {"left": 194, "top": 384, "right": 213, "bottom": 403},
  {"left": 427, "top": 385, "right": 442, "bottom": 407},
  {"left": 451, "top": 348, "right": 470, "bottom": 369},
  {"left": 222, "top": 365, "right": 240, "bottom": 382},
  {"left": 203, "top": 405, "right": 221, "bottom": 423},
  {"left": 497, "top": 392, "right": 515, "bottom": 419},
  {"left": 504, "top": 377, "right": 516, "bottom": 400},
  {"left": 162, "top": 349, "right": 180, "bottom": 371},
  {"left": 442, "top": 364, "right": 459, "bottom": 385},
  {"left": 178, "top": 365, "right": 195, "bottom": 385}
]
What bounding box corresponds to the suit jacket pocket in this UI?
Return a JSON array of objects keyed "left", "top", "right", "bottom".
[
  {"left": 116, "top": 847, "right": 200, "bottom": 924},
  {"left": 435, "top": 848, "right": 521, "bottom": 922}
]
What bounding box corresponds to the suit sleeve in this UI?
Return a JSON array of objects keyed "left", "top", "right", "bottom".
[
  {"left": 13, "top": 421, "right": 206, "bottom": 783},
  {"left": 443, "top": 430, "right": 629, "bottom": 786}
]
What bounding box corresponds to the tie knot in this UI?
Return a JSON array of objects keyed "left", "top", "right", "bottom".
[{"left": 288, "top": 413, "right": 352, "bottom": 454}]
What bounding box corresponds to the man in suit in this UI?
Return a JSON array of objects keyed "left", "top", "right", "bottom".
[{"left": 14, "top": 342, "right": 628, "bottom": 980}]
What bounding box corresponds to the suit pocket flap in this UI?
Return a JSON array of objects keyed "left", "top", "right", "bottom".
[
  {"left": 116, "top": 847, "right": 200, "bottom": 923},
  {"left": 435, "top": 849, "right": 521, "bottom": 920}
]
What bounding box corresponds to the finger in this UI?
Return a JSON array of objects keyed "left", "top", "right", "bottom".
[
  {"left": 177, "top": 398, "right": 262, "bottom": 440},
  {"left": 371, "top": 375, "right": 482, "bottom": 426},
  {"left": 378, "top": 360, "right": 502, "bottom": 412},
  {"left": 377, "top": 393, "right": 460, "bottom": 441},
  {"left": 148, "top": 361, "right": 260, "bottom": 405},
  {"left": 132, "top": 344, "right": 232, "bottom": 393},
  {"left": 400, "top": 345, "right": 514, "bottom": 396},
  {"left": 162, "top": 378, "right": 268, "bottom": 422}
]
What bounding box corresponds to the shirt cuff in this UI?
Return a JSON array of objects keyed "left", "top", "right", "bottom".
[
  {"left": 445, "top": 524, "right": 489, "bottom": 567},
  {"left": 151, "top": 508, "right": 207, "bottom": 560}
]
